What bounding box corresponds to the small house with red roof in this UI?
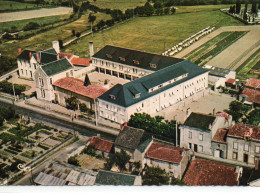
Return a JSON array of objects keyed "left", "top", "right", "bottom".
[
  {"left": 86, "top": 136, "right": 114, "bottom": 157},
  {"left": 143, "top": 141, "right": 190, "bottom": 179},
  {"left": 53, "top": 77, "right": 108, "bottom": 109},
  {"left": 226, "top": 124, "right": 260, "bottom": 165},
  {"left": 183, "top": 158, "right": 241, "bottom": 186},
  {"left": 239, "top": 78, "right": 260, "bottom": 106}
]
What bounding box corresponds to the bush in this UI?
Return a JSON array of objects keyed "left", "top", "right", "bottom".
[
  {"left": 82, "top": 146, "right": 96, "bottom": 156},
  {"left": 23, "top": 22, "right": 40, "bottom": 31},
  {"left": 68, "top": 155, "right": 79, "bottom": 166},
  {"left": 0, "top": 80, "right": 26, "bottom": 95}
]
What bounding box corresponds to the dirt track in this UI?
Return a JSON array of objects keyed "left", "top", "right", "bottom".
[
  {"left": 175, "top": 26, "right": 260, "bottom": 70},
  {"left": 0, "top": 7, "right": 72, "bottom": 23}
]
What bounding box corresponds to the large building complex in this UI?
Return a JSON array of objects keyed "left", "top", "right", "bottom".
[{"left": 93, "top": 45, "right": 209, "bottom": 124}]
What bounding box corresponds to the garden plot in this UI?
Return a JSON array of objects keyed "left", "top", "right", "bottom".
[{"left": 185, "top": 31, "right": 248, "bottom": 66}]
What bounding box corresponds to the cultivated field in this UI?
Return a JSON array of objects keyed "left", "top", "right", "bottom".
[
  {"left": 88, "top": 0, "right": 146, "bottom": 11},
  {"left": 185, "top": 31, "right": 248, "bottom": 66},
  {"left": 0, "top": 0, "right": 39, "bottom": 11},
  {"left": 64, "top": 7, "right": 244, "bottom": 57}
]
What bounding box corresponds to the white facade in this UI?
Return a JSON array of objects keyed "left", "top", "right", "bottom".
[
  {"left": 35, "top": 66, "right": 74, "bottom": 101},
  {"left": 98, "top": 72, "right": 208, "bottom": 124},
  {"left": 180, "top": 115, "right": 232, "bottom": 155},
  {"left": 18, "top": 55, "right": 39, "bottom": 80}
]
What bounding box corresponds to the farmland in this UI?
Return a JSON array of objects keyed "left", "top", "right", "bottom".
[
  {"left": 64, "top": 8, "right": 244, "bottom": 58},
  {"left": 185, "top": 31, "right": 248, "bottom": 66},
  {"left": 0, "top": 0, "right": 43, "bottom": 12}
]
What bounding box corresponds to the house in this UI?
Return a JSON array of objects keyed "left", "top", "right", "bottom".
[
  {"left": 239, "top": 78, "right": 260, "bottom": 106},
  {"left": 17, "top": 41, "right": 60, "bottom": 80},
  {"left": 143, "top": 141, "right": 190, "bottom": 179},
  {"left": 96, "top": 47, "right": 209, "bottom": 124},
  {"left": 95, "top": 170, "right": 142, "bottom": 185},
  {"left": 86, "top": 135, "right": 114, "bottom": 157},
  {"left": 52, "top": 77, "right": 107, "bottom": 109},
  {"left": 225, "top": 78, "right": 236, "bottom": 88},
  {"left": 34, "top": 161, "right": 98, "bottom": 185},
  {"left": 34, "top": 58, "right": 74, "bottom": 101},
  {"left": 183, "top": 158, "right": 241, "bottom": 186},
  {"left": 211, "top": 127, "right": 229, "bottom": 159},
  {"left": 114, "top": 126, "right": 151, "bottom": 160},
  {"left": 179, "top": 112, "right": 232, "bottom": 155},
  {"left": 203, "top": 64, "right": 236, "bottom": 91},
  {"left": 226, "top": 124, "right": 260, "bottom": 165}
]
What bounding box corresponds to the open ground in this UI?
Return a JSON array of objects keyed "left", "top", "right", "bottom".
[{"left": 0, "top": 7, "right": 72, "bottom": 23}]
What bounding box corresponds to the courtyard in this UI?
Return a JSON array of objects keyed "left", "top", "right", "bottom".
[{"left": 154, "top": 90, "right": 234, "bottom": 123}]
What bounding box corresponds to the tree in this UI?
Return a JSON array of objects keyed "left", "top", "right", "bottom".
[
  {"left": 97, "top": 20, "right": 106, "bottom": 30},
  {"left": 164, "top": 7, "right": 170, "bottom": 15},
  {"left": 104, "top": 150, "right": 130, "bottom": 171},
  {"left": 76, "top": 32, "right": 81, "bottom": 38},
  {"left": 88, "top": 14, "right": 96, "bottom": 24},
  {"left": 143, "top": 2, "right": 154, "bottom": 16},
  {"left": 224, "top": 101, "right": 250, "bottom": 122},
  {"left": 251, "top": 1, "right": 258, "bottom": 14},
  {"left": 171, "top": 7, "right": 176, "bottom": 14},
  {"left": 142, "top": 166, "right": 169, "bottom": 185},
  {"left": 68, "top": 155, "right": 79, "bottom": 166},
  {"left": 247, "top": 108, "right": 260, "bottom": 125},
  {"left": 23, "top": 22, "right": 40, "bottom": 31},
  {"left": 71, "top": 29, "right": 75, "bottom": 36},
  {"left": 243, "top": 8, "right": 248, "bottom": 20},
  {"left": 171, "top": 177, "right": 186, "bottom": 185},
  {"left": 235, "top": 0, "right": 241, "bottom": 14},
  {"left": 153, "top": 2, "right": 162, "bottom": 8},
  {"left": 65, "top": 96, "right": 79, "bottom": 111}
]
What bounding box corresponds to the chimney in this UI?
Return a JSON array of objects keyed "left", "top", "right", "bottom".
[
  {"left": 18, "top": 48, "right": 22, "bottom": 56},
  {"left": 52, "top": 40, "right": 60, "bottom": 53},
  {"left": 89, "top": 41, "right": 94, "bottom": 58},
  {"left": 36, "top": 53, "right": 40, "bottom": 63},
  {"left": 57, "top": 54, "right": 60, "bottom": 60},
  {"left": 29, "top": 52, "right": 32, "bottom": 59}
]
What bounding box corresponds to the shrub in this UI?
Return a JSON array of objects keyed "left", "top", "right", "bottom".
[
  {"left": 68, "top": 155, "right": 79, "bottom": 166},
  {"left": 23, "top": 22, "right": 40, "bottom": 31}
]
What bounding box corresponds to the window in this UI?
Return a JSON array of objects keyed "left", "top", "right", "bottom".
[
  {"left": 199, "top": 145, "right": 203, "bottom": 152},
  {"left": 189, "top": 143, "right": 192, "bottom": 149},
  {"left": 233, "top": 152, "right": 238, "bottom": 159},
  {"left": 158, "top": 84, "right": 163, "bottom": 88},
  {"left": 119, "top": 65, "right": 123, "bottom": 70},
  {"left": 256, "top": 146, "right": 260, "bottom": 153},
  {"left": 169, "top": 163, "right": 173, "bottom": 169},
  {"left": 70, "top": 70, "right": 73, "bottom": 76},
  {"left": 106, "top": 104, "right": 108, "bottom": 109},
  {"left": 106, "top": 54, "right": 112, "bottom": 59},
  {"left": 119, "top": 57, "right": 125, "bottom": 62},
  {"left": 109, "top": 94, "right": 116, "bottom": 100},
  {"left": 41, "top": 89, "right": 45, "bottom": 98},
  {"left": 233, "top": 142, "right": 238, "bottom": 149},
  {"left": 244, "top": 144, "right": 249, "bottom": 151},
  {"left": 66, "top": 72, "right": 69, "bottom": 77},
  {"left": 133, "top": 60, "right": 139, "bottom": 65},
  {"left": 150, "top": 63, "right": 157, "bottom": 68},
  {"left": 188, "top": 131, "right": 192, "bottom": 139},
  {"left": 199, "top": 134, "right": 203, "bottom": 141},
  {"left": 50, "top": 78, "right": 52, "bottom": 84}
]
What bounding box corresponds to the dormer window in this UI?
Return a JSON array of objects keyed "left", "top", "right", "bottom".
[
  {"left": 135, "top": 93, "right": 141, "bottom": 98},
  {"left": 109, "top": 94, "right": 116, "bottom": 100},
  {"left": 106, "top": 54, "right": 112, "bottom": 59},
  {"left": 119, "top": 57, "right": 125, "bottom": 62},
  {"left": 133, "top": 60, "right": 140, "bottom": 65},
  {"left": 150, "top": 63, "right": 157, "bottom": 68}
]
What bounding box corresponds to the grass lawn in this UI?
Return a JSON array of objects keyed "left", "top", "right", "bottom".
[
  {"left": 0, "top": 14, "right": 70, "bottom": 33},
  {"left": 186, "top": 31, "right": 248, "bottom": 66},
  {"left": 64, "top": 9, "right": 244, "bottom": 58},
  {"left": 0, "top": 11, "right": 111, "bottom": 59},
  {"left": 0, "top": 0, "right": 38, "bottom": 11},
  {"left": 88, "top": 0, "right": 146, "bottom": 11}
]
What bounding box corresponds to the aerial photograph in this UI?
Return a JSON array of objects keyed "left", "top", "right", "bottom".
[{"left": 0, "top": 0, "right": 259, "bottom": 192}]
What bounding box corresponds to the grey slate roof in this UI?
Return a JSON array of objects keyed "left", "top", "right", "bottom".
[
  {"left": 205, "top": 66, "right": 231, "bottom": 77},
  {"left": 33, "top": 52, "right": 57, "bottom": 64},
  {"left": 17, "top": 49, "right": 37, "bottom": 60},
  {"left": 95, "top": 170, "right": 139, "bottom": 185},
  {"left": 115, "top": 126, "right": 145, "bottom": 151},
  {"left": 98, "top": 60, "right": 207, "bottom": 107},
  {"left": 137, "top": 138, "right": 153, "bottom": 153},
  {"left": 184, "top": 112, "right": 216, "bottom": 131},
  {"left": 41, "top": 58, "right": 73, "bottom": 76},
  {"left": 92, "top": 45, "right": 185, "bottom": 71},
  {"left": 43, "top": 48, "right": 57, "bottom": 55}
]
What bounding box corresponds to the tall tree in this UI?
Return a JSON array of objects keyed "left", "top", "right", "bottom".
[
  {"left": 243, "top": 8, "right": 248, "bottom": 20},
  {"left": 143, "top": 2, "right": 154, "bottom": 16},
  {"left": 236, "top": 0, "right": 241, "bottom": 14},
  {"left": 251, "top": 1, "right": 258, "bottom": 14},
  {"left": 142, "top": 166, "right": 169, "bottom": 185}
]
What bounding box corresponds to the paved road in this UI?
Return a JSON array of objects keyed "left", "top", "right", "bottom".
[{"left": 0, "top": 7, "right": 72, "bottom": 23}]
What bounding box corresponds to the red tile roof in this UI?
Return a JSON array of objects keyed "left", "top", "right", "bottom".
[
  {"left": 87, "top": 136, "right": 114, "bottom": 153},
  {"left": 225, "top": 78, "right": 235, "bottom": 84},
  {"left": 212, "top": 128, "right": 229, "bottom": 143},
  {"left": 245, "top": 78, "right": 260, "bottom": 89},
  {"left": 227, "top": 124, "right": 260, "bottom": 142},
  {"left": 240, "top": 88, "right": 260, "bottom": 104},
  {"left": 183, "top": 159, "right": 238, "bottom": 186},
  {"left": 53, "top": 77, "right": 107, "bottom": 99},
  {"left": 71, "top": 58, "right": 91, "bottom": 66},
  {"left": 58, "top": 53, "right": 74, "bottom": 60},
  {"left": 145, "top": 142, "right": 187, "bottom": 164}
]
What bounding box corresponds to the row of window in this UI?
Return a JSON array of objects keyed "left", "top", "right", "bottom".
[
  {"left": 189, "top": 143, "right": 204, "bottom": 153},
  {"left": 21, "top": 69, "right": 33, "bottom": 78},
  {"left": 19, "top": 60, "right": 37, "bottom": 70},
  {"left": 188, "top": 131, "right": 204, "bottom": 141},
  {"left": 233, "top": 142, "right": 260, "bottom": 153}
]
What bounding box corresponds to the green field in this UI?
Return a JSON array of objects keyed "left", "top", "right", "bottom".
[
  {"left": 185, "top": 31, "right": 248, "bottom": 66},
  {"left": 0, "top": 11, "right": 111, "bottom": 58},
  {"left": 64, "top": 8, "right": 244, "bottom": 58},
  {"left": 0, "top": 0, "right": 49, "bottom": 11},
  {"left": 89, "top": 0, "right": 146, "bottom": 11},
  {"left": 0, "top": 14, "right": 70, "bottom": 33}
]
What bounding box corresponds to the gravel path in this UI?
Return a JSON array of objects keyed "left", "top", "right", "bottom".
[
  {"left": 0, "top": 7, "right": 72, "bottom": 23},
  {"left": 175, "top": 26, "right": 260, "bottom": 70}
]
